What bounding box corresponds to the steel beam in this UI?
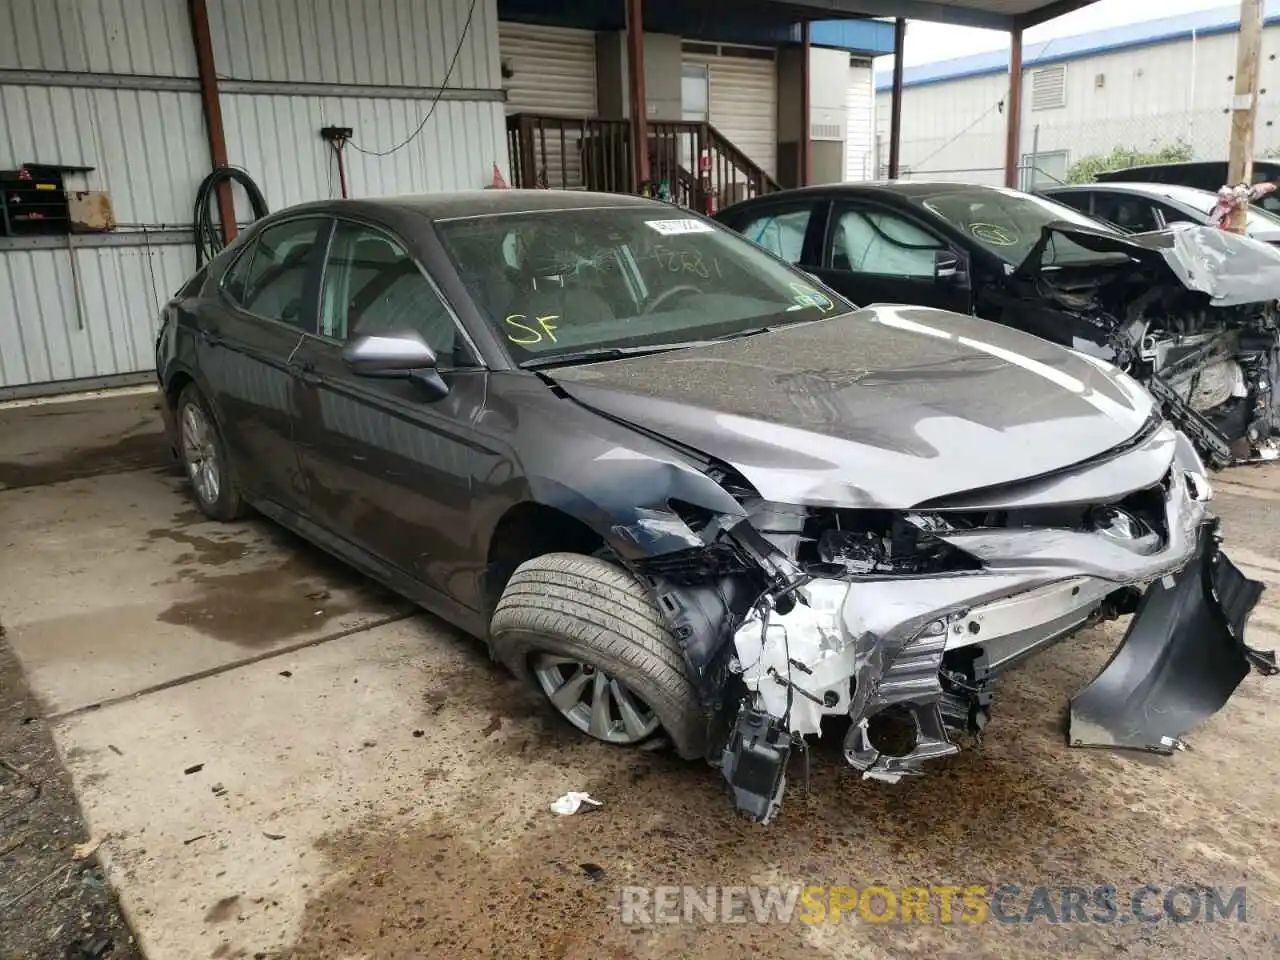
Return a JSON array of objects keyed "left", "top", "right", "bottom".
[
  {"left": 888, "top": 18, "right": 905, "bottom": 179},
  {"left": 188, "top": 0, "right": 236, "bottom": 245}
]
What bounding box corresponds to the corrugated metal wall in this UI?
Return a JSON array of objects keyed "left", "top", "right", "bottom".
[
  {"left": 0, "top": 85, "right": 208, "bottom": 226},
  {"left": 214, "top": 0, "right": 508, "bottom": 211},
  {"left": 0, "top": 0, "right": 197, "bottom": 75},
  {"left": 221, "top": 95, "right": 507, "bottom": 207},
  {"left": 207, "top": 0, "right": 500, "bottom": 87},
  {"left": 0, "top": 243, "right": 194, "bottom": 389},
  {"left": 1, "top": 0, "right": 509, "bottom": 396},
  {"left": 877, "top": 23, "right": 1280, "bottom": 183}
]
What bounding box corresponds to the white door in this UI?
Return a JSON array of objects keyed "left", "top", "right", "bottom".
[
  {"left": 683, "top": 50, "right": 778, "bottom": 179},
  {"left": 845, "top": 58, "right": 874, "bottom": 181}
]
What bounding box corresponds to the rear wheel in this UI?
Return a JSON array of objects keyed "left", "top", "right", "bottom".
[
  {"left": 489, "top": 552, "right": 704, "bottom": 758},
  {"left": 177, "top": 383, "right": 245, "bottom": 522}
]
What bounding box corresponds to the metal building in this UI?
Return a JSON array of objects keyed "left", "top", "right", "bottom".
[
  {"left": 0, "top": 0, "right": 1098, "bottom": 401},
  {"left": 873, "top": 1, "right": 1280, "bottom": 187}
]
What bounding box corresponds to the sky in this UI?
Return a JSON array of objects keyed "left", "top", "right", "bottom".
[{"left": 898, "top": 0, "right": 1234, "bottom": 66}]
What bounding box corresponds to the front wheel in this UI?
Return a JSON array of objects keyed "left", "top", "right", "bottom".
[
  {"left": 489, "top": 552, "right": 705, "bottom": 759},
  {"left": 177, "top": 383, "right": 245, "bottom": 522}
]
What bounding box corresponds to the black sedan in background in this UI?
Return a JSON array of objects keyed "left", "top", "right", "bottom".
[
  {"left": 716, "top": 181, "right": 1280, "bottom": 466},
  {"left": 155, "top": 189, "right": 1272, "bottom": 822}
]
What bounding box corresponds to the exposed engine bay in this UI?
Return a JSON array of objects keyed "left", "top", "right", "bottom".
[
  {"left": 1008, "top": 224, "right": 1280, "bottom": 468},
  {"left": 630, "top": 424, "right": 1278, "bottom": 824}
]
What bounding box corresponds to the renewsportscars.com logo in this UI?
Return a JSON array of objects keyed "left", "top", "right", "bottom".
[{"left": 619, "top": 884, "right": 1249, "bottom": 926}]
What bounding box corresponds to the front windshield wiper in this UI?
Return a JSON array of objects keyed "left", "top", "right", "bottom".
[{"left": 520, "top": 341, "right": 718, "bottom": 369}]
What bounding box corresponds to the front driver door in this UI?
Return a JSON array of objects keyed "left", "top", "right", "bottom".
[
  {"left": 812, "top": 201, "right": 972, "bottom": 314},
  {"left": 290, "top": 218, "right": 487, "bottom": 610}
]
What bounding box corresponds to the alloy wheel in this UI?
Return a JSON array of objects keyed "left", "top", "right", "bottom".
[
  {"left": 532, "top": 653, "right": 661, "bottom": 744},
  {"left": 180, "top": 402, "right": 221, "bottom": 506}
]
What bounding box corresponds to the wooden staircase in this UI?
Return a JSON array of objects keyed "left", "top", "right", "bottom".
[{"left": 505, "top": 113, "right": 779, "bottom": 211}]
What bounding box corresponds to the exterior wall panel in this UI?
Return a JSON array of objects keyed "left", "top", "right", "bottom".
[
  {"left": 0, "top": 0, "right": 197, "bottom": 76},
  {"left": 221, "top": 94, "right": 507, "bottom": 210},
  {"left": 0, "top": 243, "right": 194, "bottom": 390},
  {"left": 208, "top": 0, "right": 500, "bottom": 89},
  {"left": 877, "top": 23, "right": 1280, "bottom": 183},
  {"left": 0, "top": 84, "right": 208, "bottom": 226}
]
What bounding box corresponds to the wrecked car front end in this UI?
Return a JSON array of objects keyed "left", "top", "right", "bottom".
[
  {"left": 548, "top": 306, "right": 1277, "bottom": 823},
  {"left": 635, "top": 427, "right": 1276, "bottom": 823},
  {"left": 1009, "top": 222, "right": 1280, "bottom": 468}
]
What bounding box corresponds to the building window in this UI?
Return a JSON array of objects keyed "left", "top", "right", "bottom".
[
  {"left": 1031, "top": 65, "right": 1067, "bottom": 111},
  {"left": 1021, "top": 150, "right": 1069, "bottom": 189}
]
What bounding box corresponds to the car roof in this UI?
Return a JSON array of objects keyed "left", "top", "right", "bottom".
[
  {"left": 1043, "top": 182, "right": 1212, "bottom": 198},
  {"left": 261, "top": 189, "right": 663, "bottom": 224},
  {"left": 725, "top": 180, "right": 1018, "bottom": 207}
]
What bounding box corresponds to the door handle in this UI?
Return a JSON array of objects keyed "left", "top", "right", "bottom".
[
  {"left": 197, "top": 327, "right": 222, "bottom": 348},
  {"left": 295, "top": 359, "right": 320, "bottom": 385}
]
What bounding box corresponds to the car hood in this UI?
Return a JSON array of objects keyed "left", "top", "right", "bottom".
[
  {"left": 546, "top": 306, "right": 1157, "bottom": 509},
  {"left": 1014, "top": 221, "right": 1280, "bottom": 306}
]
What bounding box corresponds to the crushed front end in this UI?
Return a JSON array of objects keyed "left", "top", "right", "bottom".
[
  {"left": 1010, "top": 223, "right": 1280, "bottom": 468},
  {"left": 634, "top": 424, "right": 1277, "bottom": 824}
]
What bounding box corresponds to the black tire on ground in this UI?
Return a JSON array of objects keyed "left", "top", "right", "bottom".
[
  {"left": 176, "top": 382, "right": 246, "bottom": 522},
  {"left": 489, "top": 552, "right": 705, "bottom": 759}
]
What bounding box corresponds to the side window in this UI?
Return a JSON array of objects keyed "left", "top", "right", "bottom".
[
  {"left": 1091, "top": 195, "right": 1159, "bottom": 233},
  {"left": 738, "top": 206, "right": 813, "bottom": 264},
  {"left": 1154, "top": 202, "right": 1198, "bottom": 226},
  {"left": 320, "top": 221, "right": 458, "bottom": 364},
  {"left": 831, "top": 207, "right": 941, "bottom": 278},
  {"left": 1051, "top": 192, "right": 1093, "bottom": 217},
  {"left": 224, "top": 218, "right": 326, "bottom": 326}
]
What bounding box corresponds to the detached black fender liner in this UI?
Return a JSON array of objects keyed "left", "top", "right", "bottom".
[{"left": 1069, "top": 519, "right": 1279, "bottom": 753}]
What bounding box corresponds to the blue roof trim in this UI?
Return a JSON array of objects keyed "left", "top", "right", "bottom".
[
  {"left": 808, "top": 19, "right": 897, "bottom": 56},
  {"left": 875, "top": 1, "right": 1280, "bottom": 92}
]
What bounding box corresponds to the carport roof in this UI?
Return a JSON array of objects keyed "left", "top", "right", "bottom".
[
  {"left": 742, "top": 0, "right": 1100, "bottom": 31},
  {"left": 499, "top": 0, "right": 1101, "bottom": 38}
]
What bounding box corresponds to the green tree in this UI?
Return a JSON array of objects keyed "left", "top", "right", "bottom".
[{"left": 1064, "top": 141, "right": 1195, "bottom": 184}]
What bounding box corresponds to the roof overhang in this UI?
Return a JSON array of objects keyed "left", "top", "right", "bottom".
[{"left": 755, "top": 0, "right": 1099, "bottom": 31}]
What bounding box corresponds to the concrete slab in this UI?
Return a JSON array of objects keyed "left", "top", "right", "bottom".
[
  {"left": 5, "top": 390, "right": 1280, "bottom": 959},
  {"left": 55, "top": 573, "right": 1280, "bottom": 960},
  {"left": 0, "top": 388, "right": 170, "bottom": 490},
  {"left": 0, "top": 468, "right": 411, "bottom": 715}
]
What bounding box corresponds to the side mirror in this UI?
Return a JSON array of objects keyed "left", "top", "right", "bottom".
[
  {"left": 934, "top": 250, "right": 961, "bottom": 282},
  {"left": 342, "top": 333, "right": 437, "bottom": 378}
]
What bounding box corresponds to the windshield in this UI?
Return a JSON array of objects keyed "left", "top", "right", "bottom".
[
  {"left": 911, "top": 186, "right": 1124, "bottom": 268},
  {"left": 436, "top": 206, "right": 849, "bottom": 365},
  {"left": 1151, "top": 183, "right": 1280, "bottom": 233}
]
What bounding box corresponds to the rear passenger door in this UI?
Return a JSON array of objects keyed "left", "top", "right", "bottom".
[
  {"left": 727, "top": 200, "right": 826, "bottom": 268},
  {"left": 813, "top": 201, "right": 972, "bottom": 313},
  {"left": 204, "top": 216, "right": 329, "bottom": 510},
  {"left": 290, "top": 218, "right": 487, "bottom": 610}
]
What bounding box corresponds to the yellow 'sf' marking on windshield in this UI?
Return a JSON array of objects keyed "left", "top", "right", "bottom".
[{"left": 505, "top": 314, "right": 560, "bottom": 345}]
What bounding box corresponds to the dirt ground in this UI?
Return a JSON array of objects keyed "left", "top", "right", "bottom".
[
  {"left": 0, "top": 640, "right": 142, "bottom": 960},
  {"left": 3, "top": 389, "right": 1280, "bottom": 960}
]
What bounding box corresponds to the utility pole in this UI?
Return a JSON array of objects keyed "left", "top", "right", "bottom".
[{"left": 1227, "top": 0, "right": 1264, "bottom": 232}]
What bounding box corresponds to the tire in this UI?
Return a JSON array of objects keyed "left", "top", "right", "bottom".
[
  {"left": 490, "top": 552, "right": 705, "bottom": 759},
  {"left": 176, "top": 383, "right": 246, "bottom": 522}
]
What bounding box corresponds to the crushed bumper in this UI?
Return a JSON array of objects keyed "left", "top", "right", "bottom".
[
  {"left": 722, "top": 460, "right": 1277, "bottom": 819},
  {"left": 1070, "top": 522, "right": 1278, "bottom": 753}
]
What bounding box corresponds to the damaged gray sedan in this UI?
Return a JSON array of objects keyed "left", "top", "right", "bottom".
[{"left": 157, "top": 191, "right": 1277, "bottom": 824}]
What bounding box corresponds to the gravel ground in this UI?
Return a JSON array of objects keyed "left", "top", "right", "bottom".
[{"left": 0, "top": 636, "right": 142, "bottom": 960}]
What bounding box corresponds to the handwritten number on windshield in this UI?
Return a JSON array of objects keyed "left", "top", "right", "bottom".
[
  {"left": 506, "top": 314, "right": 559, "bottom": 344},
  {"left": 653, "top": 244, "right": 722, "bottom": 280}
]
